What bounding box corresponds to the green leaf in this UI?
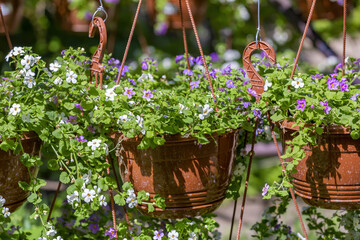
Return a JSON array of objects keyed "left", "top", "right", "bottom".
[
  {"left": 47, "top": 159, "right": 59, "bottom": 171},
  {"left": 148, "top": 204, "right": 155, "bottom": 212},
  {"left": 52, "top": 129, "right": 62, "bottom": 139},
  {"left": 315, "top": 127, "right": 324, "bottom": 135},
  {"left": 27, "top": 193, "right": 38, "bottom": 203},
  {"left": 60, "top": 172, "right": 70, "bottom": 184},
  {"left": 114, "top": 194, "right": 125, "bottom": 206},
  {"left": 64, "top": 102, "right": 75, "bottom": 110},
  {"left": 351, "top": 130, "right": 360, "bottom": 140},
  {"left": 18, "top": 181, "right": 30, "bottom": 191},
  {"left": 153, "top": 137, "right": 165, "bottom": 146},
  {"left": 46, "top": 111, "right": 58, "bottom": 121}
]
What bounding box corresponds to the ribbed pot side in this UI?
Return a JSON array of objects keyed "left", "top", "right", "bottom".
[
  {"left": 282, "top": 121, "right": 360, "bottom": 210},
  {"left": 112, "top": 131, "right": 239, "bottom": 219},
  {"left": 0, "top": 133, "right": 41, "bottom": 212}
]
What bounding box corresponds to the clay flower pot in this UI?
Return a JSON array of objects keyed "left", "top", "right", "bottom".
[
  {"left": 0, "top": 132, "right": 41, "bottom": 212},
  {"left": 146, "top": 0, "right": 207, "bottom": 30},
  {"left": 111, "top": 130, "right": 239, "bottom": 218},
  {"left": 298, "top": 0, "right": 351, "bottom": 20},
  {"left": 0, "top": 0, "right": 24, "bottom": 34},
  {"left": 281, "top": 121, "right": 360, "bottom": 210},
  {"left": 54, "top": 0, "right": 90, "bottom": 33}
]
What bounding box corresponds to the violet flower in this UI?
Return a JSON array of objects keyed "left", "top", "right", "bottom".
[
  {"left": 89, "top": 223, "right": 100, "bottom": 234},
  {"left": 105, "top": 227, "right": 116, "bottom": 239},
  {"left": 253, "top": 108, "right": 261, "bottom": 118},
  {"left": 142, "top": 89, "right": 153, "bottom": 101},
  {"left": 67, "top": 115, "right": 78, "bottom": 125},
  {"left": 76, "top": 136, "right": 87, "bottom": 143},
  {"left": 327, "top": 78, "right": 339, "bottom": 90},
  {"left": 296, "top": 99, "right": 306, "bottom": 112},
  {"left": 262, "top": 183, "right": 269, "bottom": 196},
  {"left": 87, "top": 125, "right": 96, "bottom": 133},
  {"left": 311, "top": 73, "right": 323, "bottom": 80},
  {"left": 209, "top": 52, "right": 219, "bottom": 62},
  {"left": 183, "top": 69, "right": 193, "bottom": 76},
  {"left": 350, "top": 93, "right": 359, "bottom": 101},
  {"left": 75, "top": 103, "right": 83, "bottom": 111},
  {"left": 190, "top": 80, "right": 200, "bottom": 89}
]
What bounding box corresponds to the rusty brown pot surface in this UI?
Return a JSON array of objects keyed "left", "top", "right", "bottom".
[
  {"left": 298, "top": 0, "right": 351, "bottom": 20},
  {"left": 0, "top": 132, "right": 41, "bottom": 212},
  {"left": 0, "top": 0, "right": 24, "bottom": 34},
  {"left": 282, "top": 121, "right": 360, "bottom": 210},
  {"left": 146, "top": 0, "right": 207, "bottom": 29},
  {"left": 111, "top": 130, "right": 239, "bottom": 218}
]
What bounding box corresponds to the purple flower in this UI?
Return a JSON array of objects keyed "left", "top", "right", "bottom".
[
  {"left": 141, "top": 61, "right": 148, "bottom": 70},
  {"left": 256, "top": 128, "right": 263, "bottom": 135},
  {"left": 89, "top": 223, "right": 100, "bottom": 234},
  {"left": 350, "top": 93, "right": 359, "bottom": 101},
  {"left": 89, "top": 213, "right": 100, "bottom": 222},
  {"left": 87, "top": 125, "right": 96, "bottom": 133},
  {"left": 154, "top": 22, "right": 168, "bottom": 36},
  {"left": 260, "top": 51, "right": 268, "bottom": 59},
  {"left": 253, "top": 108, "right": 261, "bottom": 118},
  {"left": 67, "top": 115, "right": 78, "bottom": 125},
  {"left": 340, "top": 80, "right": 349, "bottom": 92},
  {"left": 104, "top": 0, "right": 120, "bottom": 4},
  {"left": 247, "top": 88, "right": 258, "bottom": 97},
  {"left": 118, "top": 65, "right": 129, "bottom": 77},
  {"left": 108, "top": 58, "right": 121, "bottom": 69},
  {"left": 239, "top": 68, "right": 246, "bottom": 77},
  {"left": 296, "top": 99, "right": 306, "bottom": 112},
  {"left": 61, "top": 50, "right": 66, "bottom": 56},
  {"left": 209, "top": 52, "right": 219, "bottom": 62},
  {"left": 311, "top": 105, "right": 315, "bottom": 109},
  {"left": 105, "top": 227, "right": 116, "bottom": 239},
  {"left": 183, "top": 69, "right": 193, "bottom": 76},
  {"left": 195, "top": 56, "right": 203, "bottom": 65},
  {"left": 209, "top": 69, "right": 219, "bottom": 79},
  {"left": 311, "top": 73, "right": 323, "bottom": 80},
  {"left": 163, "top": 114, "right": 167, "bottom": 118},
  {"left": 190, "top": 80, "right": 200, "bottom": 89},
  {"left": 222, "top": 65, "right": 232, "bottom": 75},
  {"left": 52, "top": 95, "right": 58, "bottom": 104},
  {"left": 123, "top": 87, "right": 136, "bottom": 99},
  {"left": 242, "top": 102, "right": 251, "bottom": 108},
  {"left": 226, "top": 79, "right": 236, "bottom": 89},
  {"left": 129, "top": 79, "right": 136, "bottom": 86},
  {"left": 142, "top": 89, "right": 153, "bottom": 101},
  {"left": 327, "top": 78, "right": 339, "bottom": 90},
  {"left": 153, "top": 230, "right": 164, "bottom": 240},
  {"left": 75, "top": 103, "right": 83, "bottom": 111},
  {"left": 76, "top": 136, "right": 87, "bottom": 143},
  {"left": 320, "top": 100, "right": 331, "bottom": 114},
  {"left": 262, "top": 183, "right": 269, "bottom": 196},
  {"left": 175, "top": 55, "right": 183, "bottom": 63}
]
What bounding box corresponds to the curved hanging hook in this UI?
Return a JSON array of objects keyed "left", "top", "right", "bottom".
[
  {"left": 242, "top": 40, "right": 276, "bottom": 102},
  {"left": 89, "top": 17, "right": 107, "bottom": 88}
]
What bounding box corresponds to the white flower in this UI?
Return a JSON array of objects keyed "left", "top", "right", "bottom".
[
  {"left": 138, "top": 73, "right": 154, "bottom": 82},
  {"left": 162, "top": 57, "right": 172, "bottom": 69},
  {"left": 354, "top": 215, "right": 360, "bottom": 230},
  {"left": 233, "top": 163, "right": 246, "bottom": 176},
  {"left": 264, "top": 79, "right": 272, "bottom": 91},
  {"left": 105, "top": 88, "right": 117, "bottom": 101},
  {"left": 81, "top": 170, "right": 92, "bottom": 184},
  {"left": 9, "top": 103, "right": 21, "bottom": 115},
  {"left": 0, "top": 195, "right": 5, "bottom": 207},
  {"left": 49, "top": 61, "right": 61, "bottom": 72},
  {"left": 82, "top": 188, "right": 96, "bottom": 203},
  {"left": 38, "top": 237, "right": 46, "bottom": 240},
  {"left": 67, "top": 191, "right": 79, "bottom": 204},
  {"left": 46, "top": 225, "right": 57, "bottom": 236},
  {"left": 66, "top": 71, "right": 78, "bottom": 84},
  {"left": 128, "top": 100, "right": 135, "bottom": 106},
  {"left": 87, "top": 139, "right": 101, "bottom": 151},
  {"left": 93, "top": 185, "right": 102, "bottom": 194},
  {"left": 126, "top": 194, "right": 138, "bottom": 208},
  {"left": 99, "top": 195, "right": 107, "bottom": 207},
  {"left": 168, "top": 230, "right": 179, "bottom": 240},
  {"left": 297, "top": 233, "right": 306, "bottom": 240},
  {"left": 23, "top": 76, "right": 36, "bottom": 88},
  {"left": 21, "top": 55, "right": 34, "bottom": 69},
  {"left": 188, "top": 232, "right": 197, "bottom": 240},
  {"left": 54, "top": 77, "right": 63, "bottom": 85},
  {"left": 5, "top": 52, "right": 12, "bottom": 62},
  {"left": 21, "top": 69, "right": 35, "bottom": 78},
  {"left": 55, "top": 236, "right": 64, "bottom": 240},
  {"left": 291, "top": 77, "right": 304, "bottom": 89},
  {"left": 12, "top": 47, "right": 24, "bottom": 56},
  {"left": 223, "top": 49, "right": 241, "bottom": 62},
  {"left": 118, "top": 115, "right": 128, "bottom": 124},
  {"left": 179, "top": 103, "right": 188, "bottom": 113},
  {"left": 2, "top": 207, "right": 10, "bottom": 217},
  {"left": 128, "top": 188, "right": 135, "bottom": 196},
  {"left": 34, "top": 214, "right": 39, "bottom": 219},
  {"left": 198, "top": 104, "right": 213, "bottom": 120}
]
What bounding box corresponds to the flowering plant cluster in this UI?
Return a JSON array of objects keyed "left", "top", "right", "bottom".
[{"left": 254, "top": 57, "right": 360, "bottom": 199}]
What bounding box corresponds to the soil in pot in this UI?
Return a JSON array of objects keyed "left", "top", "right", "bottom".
[
  {"left": 0, "top": 132, "right": 41, "bottom": 212},
  {"left": 111, "top": 130, "right": 239, "bottom": 219},
  {"left": 282, "top": 121, "right": 360, "bottom": 210}
]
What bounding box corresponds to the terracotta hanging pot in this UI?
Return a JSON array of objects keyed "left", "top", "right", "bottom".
[
  {"left": 54, "top": 0, "right": 90, "bottom": 33},
  {"left": 298, "top": 0, "right": 351, "bottom": 20},
  {"left": 281, "top": 121, "right": 360, "bottom": 210},
  {"left": 146, "top": 0, "right": 207, "bottom": 30},
  {"left": 111, "top": 130, "right": 239, "bottom": 219},
  {"left": 0, "top": 132, "right": 41, "bottom": 212},
  {"left": 0, "top": 0, "right": 24, "bottom": 34}
]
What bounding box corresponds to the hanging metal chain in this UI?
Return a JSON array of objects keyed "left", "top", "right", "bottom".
[
  {"left": 93, "top": 0, "right": 108, "bottom": 22},
  {"left": 255, "top": 0, "right": 261, "bottom": 46}
]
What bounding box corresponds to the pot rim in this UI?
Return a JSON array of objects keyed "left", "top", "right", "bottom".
[
  {"left": 280, "top": 120, "right": 351, "bottom": 135},
  {"left": 109, "top": 129, "right": 240, "bottom": 143}
]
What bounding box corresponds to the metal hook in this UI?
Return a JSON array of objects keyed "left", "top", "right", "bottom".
[{"left": 92, "top": 0, "right": 108, "bottom": 22}]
